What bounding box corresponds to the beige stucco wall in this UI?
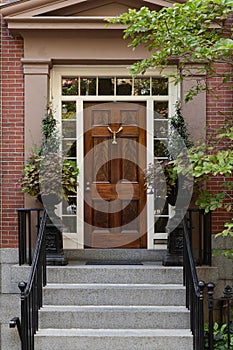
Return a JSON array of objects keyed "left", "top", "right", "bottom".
[
  {"left": 182, "top": 77, "right": 206, "bottom": 143},
  {"left": 23, "top": 29, "right": 150, "bottom": 61},
  {"left": 21, "top": 29, "right": 206, "bottom": 143}
]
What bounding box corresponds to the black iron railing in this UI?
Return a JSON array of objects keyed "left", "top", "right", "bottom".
[
  {"left": 183, "top": 215, "right": 233, "bottom": 350},
  {"left": 183, "top": 215, "right": 205, "bottom": 349},
  {"left": 205, "top": 285, "right": 233, "bottom": 350},
  {"left": 18, "top": 208, "right": 44, "bottom": 265},
  {"left": 186, "top": 208, "right": 212, "bottom": 266},
  {"left": 10, "top": 209, "right": 47, "bottom": 350}
]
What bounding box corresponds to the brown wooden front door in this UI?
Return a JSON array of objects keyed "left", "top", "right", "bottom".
[{"left": 84, "top": 102, "right": 147, "bottom": 248}]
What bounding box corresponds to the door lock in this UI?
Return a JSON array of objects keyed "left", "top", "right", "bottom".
[{"left": 85, "top": 182, "right": 91, "bottom": 192}]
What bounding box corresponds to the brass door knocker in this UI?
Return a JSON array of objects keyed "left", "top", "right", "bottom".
[{"left": 107, "top": 126, "right": 123, "bottom": 144}]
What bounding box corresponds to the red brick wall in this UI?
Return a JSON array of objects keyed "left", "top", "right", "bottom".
[
  {"left": 206, "top": 59, "right": 233, "bottom": 234},
  {"left": 0, "top": 16, "right": 24, "bottom": 248}
]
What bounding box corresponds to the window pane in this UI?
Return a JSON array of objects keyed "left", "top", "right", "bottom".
[
  {"left": 62, "top": 121, "right": 76, "bottom": 138},
  {"left": 154, "top": 120, "right": 168, "bottom": 138},
  {"left": 152, "top": 78, "right": 168, "bottom": 95},
  {"left": 154, "top": 217, "right": 168, "bottom": 233},
  {"left": 80, "top": 78, "right": 96, "bottom": 95},
  {"left": 98, "top": 78, "right": 114, "bottom": 95},
  {"left": 116, "top": 78, "right": 132, "bottom": 95},
  {"left": 134, "top": 78, "right": 150, "bottom": 95},
  {"left": 154, "top": 198, "right": 168, "bottom": 215},
  {"left": 154, "top": 140, "right": 168, "bottom": 157},
  {"left": 63, "top": 140, "right": 76, "bottom": 158},
  {"left": 62, "top": 77, "right": 78, "bottom": 95},
  {"left": 154, "top": 102, "right": 168, "bottom": 119},
  {"left": 63, "top": 197, "right": 77, "bottom": 215},
  {"left": 62, "top": 101, "right": 76, "bottom": 120},
  {"left": 63, "top": 216, "right": 77, "bottom": 233}
]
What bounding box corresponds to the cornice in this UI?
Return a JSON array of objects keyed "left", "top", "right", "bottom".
[{"left": 5, "top": 16, "right": 125, "bottom": 31}]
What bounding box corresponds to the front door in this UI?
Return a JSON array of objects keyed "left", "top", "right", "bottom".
[{"left": 84, "top": 102, "right": 147, "bottom": 248}]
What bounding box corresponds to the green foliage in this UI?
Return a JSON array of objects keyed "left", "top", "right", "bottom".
[
  {"left": 21, "top": 146, "right": 41, "bottom": 197},
  {"left": 108, "top": 0, "right": 233, "bottom": 101},
  {"left": 145, "top": 102, "right": 193, "bottom": 201},
  {"left": 173, "top": 119, "right": 233, "bottom": 258},
  {"left": 204, "top": 322, "right": 233, "bottom": 349},
  {"left": 214, "top": 219, "right": 233, "bottom": 259},
  {"left": 20, "top": 107, "right": 79, "bottom": 201},
  {"left": 169, "top": 101, "right": 193, "bottom": 156}
]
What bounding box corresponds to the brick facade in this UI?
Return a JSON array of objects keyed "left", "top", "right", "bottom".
[
  {"left": 0, "top": 14, "right": 24, "bottom": 248},
  {"left": 206, "top": 60, "right": 233, "bottom": 234}
]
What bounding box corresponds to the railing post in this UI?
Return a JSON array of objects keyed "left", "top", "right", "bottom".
[
  {"left": 198, "top": 280, "right": 205, "bottom": 350},
  {"left": 18, "top": 281, "right": 28, "bottom": 350},
  {"left": 223, "top": 285, "right": 233, "bottom": 350},
  {"left": 203, "top": 211, "right": 212, "bottom": 265},
  {"left": 18, "top": 210, "right": 27, "bottom": 265},
  {"left": 28, "top": 211, "right": 32, "bottom": 265},
  {"left": 207, "top": 282, "right": 215, "bottom": 350}
]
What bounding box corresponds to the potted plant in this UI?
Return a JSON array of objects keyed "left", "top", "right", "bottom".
[
  {"left": 145, "top": 101, "right": 193, "bottom": 206},
  {"left": 21, "top": 106, "right": 78, "bottom": 203},
  {"left": 144, "top": 101, "right": 195, "bottom": 265},
  {"left": 20, "top": 105, "right": 79, "bottom": 264}
]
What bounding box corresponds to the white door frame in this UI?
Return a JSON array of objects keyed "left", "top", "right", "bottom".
[{"left": 51, "top": 65, "right": 180, "bottom": 249}]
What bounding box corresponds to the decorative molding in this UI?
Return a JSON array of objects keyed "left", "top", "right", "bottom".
[
  {"left": 5, "top": 16, "right": 123, "bottom": 31},
  {"left": 21, "top": 59, "right": 52, "bottom": 75}
]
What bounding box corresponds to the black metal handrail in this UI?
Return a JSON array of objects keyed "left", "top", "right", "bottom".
[
  {"left": 18, "top": 208, "right": 44, "bottom": 265},
  {"left": 183, "top": 215, "right": 205, "bottom": 349},
  {"left": 10, "top": 209, "right": 47, "bottom": 350}
]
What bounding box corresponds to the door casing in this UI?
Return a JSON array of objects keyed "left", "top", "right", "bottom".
[{"left": 84, "top": 101, "right": 147, "bottom": 248}]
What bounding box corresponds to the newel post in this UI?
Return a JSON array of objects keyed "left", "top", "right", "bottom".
[
  {"left": 207, "top": 282, "right": 215, "bottom": 350},
  {"left": 18, "top": 281, "right": 28, "bottom": 350}
]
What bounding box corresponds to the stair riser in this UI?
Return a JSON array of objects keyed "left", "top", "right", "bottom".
[
  {"left": 35, "top": 335, "right": 193, "bottom": 350},
  {"left": 47, "top": 267, "right": 183, "bottom": 285},
  {"left": 43, "top": 288, "right": 186, "bottom": 306},
  {"left": 39, "top": 310, "right": 190, "bottom": 329},
  {"left": 65, "top": 249, "right": 166, "bottom": 262}
]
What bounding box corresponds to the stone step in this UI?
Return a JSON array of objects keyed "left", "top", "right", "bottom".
[
  {"left": 39, "top": 305, "right": 190, "bottom": 329},
  {"left": 37, "top": 262, "right": 191, "bottom": 349},
  {"left": 65, "top": 248, "right": 166, "bottom": 262},
  {"left": 34, "top": 328, "right": 193, "bottom": 350},
  {"left": 47, "top": 265, "right": 183, "bottom": 285},
  {"left": 43, "top": 283, "right": 186, "bottom": 306}
]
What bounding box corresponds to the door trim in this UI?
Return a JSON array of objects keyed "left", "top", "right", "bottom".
[{"left": 51, "top": 66, "right": 180, "bottom": 249}]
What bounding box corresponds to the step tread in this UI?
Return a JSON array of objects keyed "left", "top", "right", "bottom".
[
  {"left": 48, "top": 265, "right": 183, "bottom": 270},
  {"left": 36, "top": 328, "right": 193, "bottom": 337},
  {"left": 41, "top": 305, "right": 189, "bottom": 312},
  {"left": 45, "top": 283, "right": 185, "bottom": 289}
]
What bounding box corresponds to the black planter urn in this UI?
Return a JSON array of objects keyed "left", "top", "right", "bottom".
[{"left": 40, "top": 194, "right": 67, "bottom": 266}]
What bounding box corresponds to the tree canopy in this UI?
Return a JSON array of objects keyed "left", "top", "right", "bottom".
[{"left": 108, "top": 0, "right": 233, "bottom": 101}]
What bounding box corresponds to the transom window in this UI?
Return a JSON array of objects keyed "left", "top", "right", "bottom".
[{"left": 62, "top": 76, "right": 168, "bottom": 96}]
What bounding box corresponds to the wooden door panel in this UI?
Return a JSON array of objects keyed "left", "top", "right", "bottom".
[{"left": 84, "top": 102, "right": 147, "bottom": 248}]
